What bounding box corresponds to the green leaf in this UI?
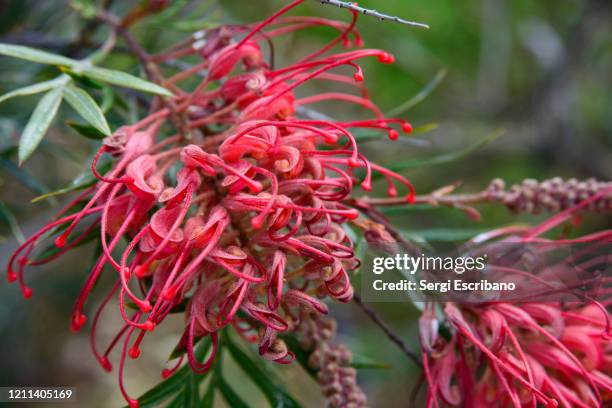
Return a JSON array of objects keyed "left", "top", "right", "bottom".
[
  {"left": 63, "top": 85, "right": 111, "bottom": 136},
  {"left": 351, "top": 354, "right": 391, "bottom": 370},
  {"left": 382, "top": 129, "right": 503, "bottom": 176},
  {"left": 282, "top": 335, "right": 317, "bottom": 379},
  {"left": 201, "top": 382, "right": 216, "bottom": 408},
  {"left": 66, "top": 121, "right": 106, "bottom": 140},
  {"left": 0, "top": 43, "right": 78, "bottom": 67},
  {"left": 171, "top": 19, "right": 220, "bottom": 32},
  {"left": 184, "top": 372, "right": 200, "bottom": 408},
  {"left": 136, "top": 337, "right": 212, "bottom": 408},
  {"left": 0, "top": 76, "right": 69, "bottom": 105},
  {"left": 31, "top": 160, "right": 111, "bottom": 203},
  {"left": 18, "top": 87, "right": 64, "bottom": 165},
  {"left": 165, "top": 393, "right": 186, "bottom": 408},
  {"left": 31, "top": 225, "right": 98, "bottom": 262},
  {"left": 403, "top": 228, "right": 488, "bottom": 242},
  {"left": 380, "top": 204, "right": 436, "bottom": 215},
  {"left": 0, "top": 155, "right": 52, "bottom": 197},
  {"left": 83, "top": 66, "right": 173, "bottom": 96},
  {"left": 217, "top": 377, "right": 251, "bottom": 408},
  {"left": 137, "top": 369, "right": 189, "bottom": 408},
  {"left": 227, "top": 337, "right": 302, "bottom": 408},
  {"left": 0, "top": 200, "right": 25, "bottom": 243},
  {"left": 412, "top": 123, "right": 439, "bottom": 135},
  {"left": 101, "top": 87, "right": 114, "bottom": 113},
  {"left": 387, "top": 68, "right": 447, "bottom": 117}
]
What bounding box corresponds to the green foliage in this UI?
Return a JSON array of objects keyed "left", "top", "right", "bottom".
[
  {"left": 31, "top": 160, "right": 111, "bottom": 202},
  {"left": 0, "top": 43, "right": 78, "bottom": 67},
  {"left": 62, "top": 85, "right": 111, "bottom": 136},
  {"left": 82, "top": 67, "right": 173, "bottom": 97},
  {"left": 0, "top": 42, "right": 172, "bottom": 163},
  {"left": 226, "top": 335, "right": 303, "bottom": 408},
  {"left": 0, "top": 76, "right": 68, "bottom": 105},
  {"left": 18, "top": 87, "right": 64, "bottom": 164},
  {"left": 383, "top": 129, "right": 504, "bottom": 176}
]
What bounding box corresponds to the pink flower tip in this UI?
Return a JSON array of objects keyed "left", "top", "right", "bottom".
[
  {"left": 251, "top": 215, "right": 265, "bottom": 229},
  {"left": 22, "top": 287, "right": 33, "bottom": 299},
  {"left": 128, "top": 399, "right": 139, "bottom": 408},
  {"left": 388, "top": 129, "right": 399, "bottom": 140},
  {"left": 128, "top": 347, "right": 141, "bottom": 359},
  {"left": 161, "top": 369, "right": 172, "bottom": 379},
  {"left": 7, "top": 270, "right": 16, "bottom": 283},
  {"left": 378, "top": 53, "right": 395, "bottom": 64},
  {"left": 348, "top": 158, "right": 359, "bottom": 167},
  {"left": 387, "top": 186, "right": 398, "bottom": 197},
  {"left": 100, "top": 357, "right": 113, "bottom": 372},
  {"left": 402, "top": 122, "right": 413, "bottom": 133},
  {"left": 54, "top": 233, "right": 68, "bottom": 248},
  {"left": 162, "top": 288, "right": 176, "bottom": 301},
  {"left": 353, "top": 71, "right": 364, "bottom": 82},
  {"left": 140, "top": 301, "right": 152, "bottom": 313},
  {"left": 134, "top": 264, "right": 148, "bottom": 279},
  {"left": 71, "top": 313, "right": 86, "bottom": 332},
  {"left": 361, "top": 181, "right": 372, "bottom": 191},
  {"left": 249, "top": 181, "right": 264, "bottom": 193},
  {"left": 143, "top": 320, "right": 156, "bottom": 331},
  {"left": 346, "top": 210, "right": 360, "bottom": 220}
]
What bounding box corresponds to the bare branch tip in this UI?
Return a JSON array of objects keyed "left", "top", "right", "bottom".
[{"left": 318, "top": 0, "right": 429, "bottom": 29}]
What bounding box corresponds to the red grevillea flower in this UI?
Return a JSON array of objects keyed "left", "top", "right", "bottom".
[
  {"left": 420, "top": 196, "right": 612, "bottom": 408},
  {"left": 7, "top": 1, "right": 415, "bottom": 406}
]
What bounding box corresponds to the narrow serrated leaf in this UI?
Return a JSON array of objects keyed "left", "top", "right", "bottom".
[
  {"left": 0, "top": 155, "right": 51, "bottom": 197},
  {"left": 201, "top": 382, "right": 216, "bottom": 408},
  {"left": 217, "top": 377, "right": 250, "bottom": 408},
  {"left": 0, "top": 200, "right": 25, "bottom": 243},
  {"left": 387, "top": 68, "right": 447, "bottom": 117},
  {"left": 101, "top": 86, "right": 114, "bottom": 113},
  {"left": 282, "top": 335, "right": 317, "bottom": 379},
  {"left": 379, "top": 129, "right": 503, "bottom": 177},
  {"left": 32, "top": 224, "right": 98, "bottom": 262},
  {"left": 136, "top": 337, "right": 212, "bottom": 408},
  {"left": 18, "top": 87, "right": 64, "bottom": 165},
  {"left": 380, "top": 204, "right": 436, "bottom": 215},
  {"left": 66, "top": 121, "right": 106, "bottom": 140},
  {"left": 31, "top": 160, "right": 111, "bottom": 202},
  {"left": 185, "top": 372, "right": 200, "bottom": 408},
  {"left": 403, "top": 228, "right": 488, "bottom": 242},
  {"left": 0, "top": 43, "right": 78, "bottom": 67},
  {"left": 0, "top": 76, "right": 69, "bottom": 105},
  {"left": 227, "top": 337, "right": 302, "bottom": 408},
  {"left": 83, "top": 66, "right": 173, "bottom": 96},
  {"left": 351, "top": 354, "right": 392, "bottom": 370},
  {"left": 63, "top": 85, "right": 111, "bottom": 136},
  {"left": 165, "top": 392, "right": 186, "bottom": 408}
]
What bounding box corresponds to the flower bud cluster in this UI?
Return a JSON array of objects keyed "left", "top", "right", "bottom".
[
  {"left": 297, "top": 312, "right": 367, "bottom": 408},
  {"left": 487, "top": 177, "right": 612, "bottom": 214}
]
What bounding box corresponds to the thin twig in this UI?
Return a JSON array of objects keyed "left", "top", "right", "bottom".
[
  {"left": 318, "top": 0, "right": 429, "bottom": 29},
  {"left": 93, "top": 8, "right": 189, "bottom": 137},
  {"left": 353, "top": 293, "right": 422, "bottom": 367},
  {"left": 363, "top": 191, "right": 490, "bottom": 207}
]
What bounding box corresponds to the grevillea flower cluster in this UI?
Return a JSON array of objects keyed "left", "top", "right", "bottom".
[
  {"left": 422, "top": 301, "right": 612, "bottom": 407},
  {"left": 420, "top": 198, "right": 612, "bottom": 408},
  {"left": 7, "top": 1, "right": 415, "bottom": 406}
]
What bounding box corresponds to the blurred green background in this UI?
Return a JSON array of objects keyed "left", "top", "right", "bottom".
[{"left": 0, "top": 0, "right": 610, "bottom": 406}]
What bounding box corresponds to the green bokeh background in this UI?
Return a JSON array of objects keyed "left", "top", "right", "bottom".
[{"left": 0, "top": 0, "right": 610, "bottom": 406}]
